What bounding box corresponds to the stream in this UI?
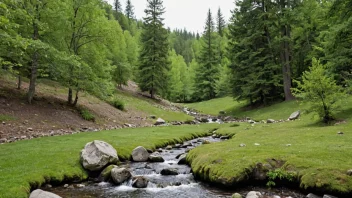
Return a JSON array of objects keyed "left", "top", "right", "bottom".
[{"left": 44, "top": 136, "right": 305, "bottom": 198}]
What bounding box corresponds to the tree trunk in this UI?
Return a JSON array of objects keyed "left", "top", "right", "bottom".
[
  {"left": 68, "top": 87, "right": 73, "bottom": 105},
  {"left": 28, "top": 13, "right": 39, "bottom": 104},
  {"left": 73, "top": 90, "right": 79, "bottom": 106},
  {"left": 281, "top": 25, "right": 295, "bottom": 101},
  {"left": 17, "top": 75, "right": 22, "bottom": 90}
]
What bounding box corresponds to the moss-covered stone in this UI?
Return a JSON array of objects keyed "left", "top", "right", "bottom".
[{"left": 99, "top": 165, "right": 117, "bottom": 182}]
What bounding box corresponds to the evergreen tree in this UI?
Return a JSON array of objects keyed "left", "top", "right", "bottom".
[
  {"left": 125, "top": 0, "right": 135, "bottom": 20},
  {"left": 138, "top": 0, "right": 170, "bottom": 98},
  {"left": 114, "top": 0, "right": 122, "bottom": 13},
  {"left": 194, "top": 9, "right": 219, "bottom": 100},
  {"left": 216, "top": 8, "right": 226, "bottom": 37}
]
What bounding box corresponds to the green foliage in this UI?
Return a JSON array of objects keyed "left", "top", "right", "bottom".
[
  {"left": 79, "top": 108, "right": 96, "bottom": 122},
  {"left": 111, "top": 99, "right": 125, "bottom": 111},
  {"left": 0, "top": 114, "right": 15, "bottom": 122},
  {"left": 266, "top": 168, "right": 295, "bottom": 188},
  {"left": 292, "top": 58, "right": 346, "bottom": 123},
  {"left": 138, "top": 0, "right": 170, "bottom": 98}
]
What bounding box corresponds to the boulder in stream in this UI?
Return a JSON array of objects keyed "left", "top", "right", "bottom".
[
  {"left": 246, "top": 191, "right": 262, "bottom": 198},
  {"left": 306, "top": 193, "right": 322, "bottom": 198},
  {"left": 99, "top": 165, "right": 117, "bottom": 182},
  {"left": 80, "top": 140, "right": 118, "bottom": 171},
  {"left": 231, "top": 193, "right": 243, "bottom": 198},
  {"left": 149, "top": 154, "right": 165, "bottom": 162},
  {"left": 111, "top": 167, "right": 132, "bottom": 185},
  {"left": 177, "top": 154, "right": 187, "bottom": 165},
  {"left": 132, "top": 176, "right": 149, "bottom": 188},
  {"left": 161, "top": 168, "right": 179, "bottom": 175},
  {"left": 132, "top": 146, "right": 149, "bottom": 162},
  {"left": 29, "top": 189, "right": 62, "bottom": 198}
]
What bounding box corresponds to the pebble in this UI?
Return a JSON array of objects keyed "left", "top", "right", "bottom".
[
  {"left": 239, "top": 144, "right": 246, "bottom": 147},
  {"left": 254, "top": 143, "right": 260, "bottom": 146},
  {"left": 337, "top": 131, "right": 344, "bottom": 135},
  {"left": 76, "top": 184, "right": 85, "bottom": 188},
  {"left": 286, "top": 144, "right": 292, "bottom": 147},
  {"left": 27, "top": 128, "right": 33, "bottom": 131},
  {"left": 347, "top": 169, "right": 352, "bottom": 176},
  {"left": 64, "top": 184, "right": 69, "bottom": 188}
]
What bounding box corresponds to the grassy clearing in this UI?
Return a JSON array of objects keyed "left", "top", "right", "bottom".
[
  {"left": 0, "top": 124, "right": 218, "bottom": 198},
  {"left": 187, "top": 96, "right": 352, "bottom": 195},
  {"left": 185, "top": 97, "right": 244, "bottom": 115}
]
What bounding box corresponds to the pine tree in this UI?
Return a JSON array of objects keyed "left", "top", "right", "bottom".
[
  {"left": 216, "top": 8, "right": 226, "bottom": 37},
  {"left": 138, "top": 0, "right": 170, "bottom": 98},
  {"left": 125, "top": 0, "right": 135, "bottom": 20},
  {"left": 194, "top": 9, "right": 219, "bottom": 100},
  {"left": 114, "top": 0, "right": 122, "bottom": 13}
]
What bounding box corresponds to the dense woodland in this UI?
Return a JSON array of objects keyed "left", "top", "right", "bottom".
[{"left": 0, "top": 0, "right": 351, "bottom": 110}]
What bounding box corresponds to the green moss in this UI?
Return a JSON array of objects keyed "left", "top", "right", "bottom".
[{"left": 0, "top": 114, "right": 16, "bottom": 122}]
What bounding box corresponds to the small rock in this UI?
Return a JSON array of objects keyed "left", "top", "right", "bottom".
[
  {"left": 29, "top": 189, "right": 62, "bottom": 198},
  {"left": 111, "top": 168, "right": 132, "bottom": 184},
  {"left": 174, "top": 182, "right": 182, "bottom": 186},
  {"left": 76, "top": 184, "right": 85, "bottom": 188},
  {"left": 289, "top": 110, "right": 300, "bottom": 120},
  {"left": 267, "top": 119, "right": 275, "bottom": 124},
  {"left": 64, "top": 184, "right": 69, "bottom": 188},
  {"left": 154, "top": 118, "right": 166, "bottom": 126},
  {"left": 27, "top": 128, "right": 33, "bottom": 131},
  {"left": 286, "top": 144, "right": 292, "bottom": 147},
  {"left": 132, "top": 146, "right": 150, "bottom": 162},
  {"left": 306, "top": 193, "right": 322, "bottom": 198},
  {"left": 231, "top": 193, "right": 242, "bottom": 198},
  {"left": 239, "top": 144, "right": 246, "bottom": 147},
  {"left": 166, "top": 145, "right": 172, "bottom": 150},
  {"left": 150, "top": 115, "right": 157, "bottom": 119},
  {"left": 21, "top": 136, "right": 27, "bottom": 140},
  {"left": 149, "top": 155, "right": 165, "bottom": 162},
  {"left": 173, "top": 144, "right": 181, "bottom": 148},
  {"left": 44, "top": 184, "right": 52, "bottom": 188},
  {"left": 248, "top": 120, "right": 256, "bottom": 124},
  {"left": 212, "top": 134, "right": 217, "bottom": 138},
  {"left": 246, "top": 191, "right": 262, "bottom": 198},
  {"left": 2, "top": 121, "right": 5, "bottom": 125},
  {"left": 220, "top": 136, "right": 229, "bottom": 140},
  {"left": 157, "top": 148, "right": 163, "bottom": 153},
  {"left": 0, "top": 138, "right": 7, "bottom": 143},
  {"left": 254, "top": 143, "right": 260, "bottom": 146},
  {"left": 337, "top": 131, "right": 344, "bottom": 135},
  {"left": 347, "top": 169, "right": 352, "bottom": 176},
  {"left": 323, "top": 195, "right": 338, "bottom": 198},
  {"left": 161, "top": 168, "right": 179, "bottom": 175},
  {"left": 202, "top": 140, "right": 210, "bottom": 144},
  {"left": 132, "top": 176, "right": 149, "bottom": 188}
]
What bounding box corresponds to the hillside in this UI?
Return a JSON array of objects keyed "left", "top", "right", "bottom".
[{"left": 0, "top": 73, "right": 192, "bottom": 143}]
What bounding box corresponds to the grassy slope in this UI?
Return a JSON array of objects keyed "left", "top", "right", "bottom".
[
  {"left": 0, "top": 124, "right": 218, "bottom": 198},
  {"left": 187, "top": 96, "right": 352, "bottom": 194},
  {"left": 115, "top": 91, "right": 192, "bottom": 122}
]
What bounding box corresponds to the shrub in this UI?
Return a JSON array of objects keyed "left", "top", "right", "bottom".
[
  {"left": 292, "top": 58, "right": 346, "bottom": 123},
  {"left": 79, "top": 108, "right": 95, "bottom": 122},
  {"left": 266, "top": 168, "right": 295, "bottom": 188},
  {"left": 111, "top": 99, "right": 125, "bottom": 111}
]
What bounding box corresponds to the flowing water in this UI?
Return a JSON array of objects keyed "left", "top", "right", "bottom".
[{"left": 44, "top": 137, "right": 305, "bottom": 198}]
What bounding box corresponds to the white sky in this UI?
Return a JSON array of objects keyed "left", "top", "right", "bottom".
[{"left": 106, "top": 0, "right": 235, "bottom": 33}]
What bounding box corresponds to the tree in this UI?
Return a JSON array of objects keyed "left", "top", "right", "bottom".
[
  {"left": 125, "top": 0, "right": 135, "bottom": 20},
  {"left": 216, "top": 8, "right": 226, "bottom": 37},
  {"left": 292, "top": 58, "right": 345, "bottom": 123},
  {"left": 114, "top": 0, "right": 122, "bottom": 13},
  {"left": 138, "top": 0, "right": 170, "bottom": 98},
  {"left": 194, "top": 9, "right": 219, "bottom": 101}
]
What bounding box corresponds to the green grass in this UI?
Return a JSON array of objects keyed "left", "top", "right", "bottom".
[
  {"left": 0, "top": 114, "right": 16, "bottom": 122},
  {"left": 185, "top": 97, "right": 244, "bottom": 115},
  {"left": 0, "top": 124, "right": 218, "bottom": 198},
  {"left": 115, "top": 91, "right": 192, "bottom": 122},
  {"left": 187, "top": 96, "right": 352, "bottom": 195}
]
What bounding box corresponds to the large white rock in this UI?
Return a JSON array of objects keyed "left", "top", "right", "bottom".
[
  {"left": 132, "top": 146, "right": 149, "bottom": 162},
  {"left": 29, "top": 189, "right": 62, "bottom": 198},
  {"left": 111, "top": 167, "right": 132, "bottom": 184},
  {"left": 80, "top": 140, "right": 118, "bottom": 171},
  {"left": 246, "top": 191, "right": 262, "bottom": 198}
]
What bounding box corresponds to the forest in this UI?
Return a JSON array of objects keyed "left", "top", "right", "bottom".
[{"left": 0, "top": 0, "right": 351, "bottom": 109}]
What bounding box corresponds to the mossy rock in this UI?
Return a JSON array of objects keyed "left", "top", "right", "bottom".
[{"left": 99, "top": 165, "right": 117, "bottom": 182}]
